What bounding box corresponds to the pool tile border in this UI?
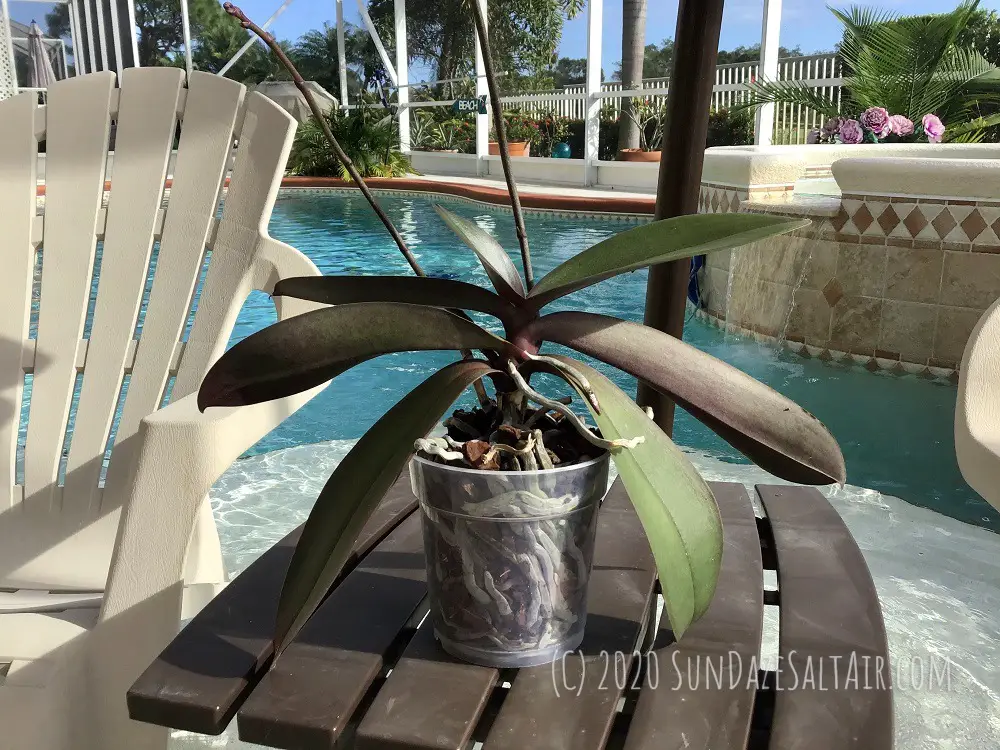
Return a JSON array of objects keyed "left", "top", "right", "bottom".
[
  {"left": 692, "top": 307, "right": 959, "bottom": 384},
  {"left": 279, "top": 176, "right": 657, "bottom": 218}
]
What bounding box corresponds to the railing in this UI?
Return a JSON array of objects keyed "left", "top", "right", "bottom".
[{"left": 500, "top": 53, "right": 842, "bottom": 145}]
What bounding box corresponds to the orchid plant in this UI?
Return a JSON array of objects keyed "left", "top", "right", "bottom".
[{"left": 207, "top": 2, "right": 846, "bottom": 656}]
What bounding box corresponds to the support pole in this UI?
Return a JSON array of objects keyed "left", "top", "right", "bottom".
[
  {"left": 637, "top": 0, "right": 724, "bottom": 436},
  {"left": 473, "top": 0, "right": 488, "bottom": 175},
  {"left": 356, "top": 0, "right": 397, "bottom": 86},
  {"left": 0, "top": 0, "right": 16, "bottom": 97},
  {"left": 69, "top": 1, "right": 83, "bottom": 74},
  {"left": 125, "top": 0, "right": 139, "bottom": 65},
  {"left": 755, "top": 0, "right": 781, "bottom": 145},
  {"left": 109, "top": 0, "right": 124, "bottom": 73},
  {"left": 218, "top": 0, "right": 294, "bottom": 77},
  {"left": 583, "top": 0, "right": 602, "bottom": 186},
  {"left": 394, "top": 0, "right": 409, "bottom": 151},
  {"left": 82, "top": 0, "right": 97, "bottom": 73},
  {"left": 180, "top": 0, "right": 192, "bottom": 79},
  {"left": 335, "top": 0, "right": 349, "bottom": 110},
  {"left": 94, "top": 0, "right": 110, "bottom": 71}
]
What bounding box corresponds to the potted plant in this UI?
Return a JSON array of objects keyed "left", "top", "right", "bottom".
[
  {"left": 215, "top": 2, "right": 846, "bottom": 668},
  {"left": 490, "top": 110, "right": 538, "bottom": 157},
  {"left": 618, "top": 98, "right": 666, "bottom": 162}
]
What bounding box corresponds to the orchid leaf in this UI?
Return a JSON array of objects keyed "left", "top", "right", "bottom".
[
  {"left": 434, "top": 204, "right": 526, "bottom": 301},
  {"left": 272, "top": 275, "right": 519, "bottom": 326},
  {"left": 549, "top": 355, "right": 722, "bottom": 638},
  {"left": 526, "top": 213, "right": 809, "bottom": 309},
  {"left": 534, "top": 312, "right": 845, "bottom": 485},
  {"left": 273, "top": 360, "right": 499, "bottom": 654},
  {"left": 198, "top": 303, "right": 508, "bottom": 409}
]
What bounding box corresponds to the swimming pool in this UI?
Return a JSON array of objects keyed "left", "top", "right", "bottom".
[{"left": 224, "top": 190, "right": 997, "bottom": 532}]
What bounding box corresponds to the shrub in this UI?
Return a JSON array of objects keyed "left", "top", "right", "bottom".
[
  {"left": 706, "top": 108, "right": 755, "bottom": 147},
  {"left": 289, "top": 104, "right": 411, "bottom": 178}
]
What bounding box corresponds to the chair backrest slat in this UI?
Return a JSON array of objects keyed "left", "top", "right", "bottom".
[
  {"left": 102, "top": 72, "right": 246, "bottom": 507},
  {"left": 63, "top": 68, "right": 185, "bottom": 519},
  {"left": 172, "top": 91, "right": 298, "bottom": 399},
  {"left": 0, "top": 95, "right": 39, "bottom": 511},
  {"left": 23, "top": 72, "right": 114, "bottom": 511}
]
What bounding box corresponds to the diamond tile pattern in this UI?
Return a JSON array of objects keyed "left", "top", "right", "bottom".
[
  {"left": 931, "top": 207, "right": 957, "bottom": 238},
  {"left": 903, "top": 206, "right": 928, "bottom": 237},
  {"left": 852, "top": 204, "right": 874, "bottom": 233},
  {"left": 962, "top": 209, "right": 987, "bottom": 241},
  {"left": 823, "top": 278, "right": 844, "bottom": 307},
  {"left": 877, "top": 205, "right": 900, "bottom": 234}
]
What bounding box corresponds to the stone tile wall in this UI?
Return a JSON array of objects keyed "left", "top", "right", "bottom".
[{"left": 701, "top": 186, "right": 997, "bottom": 378}]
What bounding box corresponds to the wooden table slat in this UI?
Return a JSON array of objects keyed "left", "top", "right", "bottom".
[
  {"left": 756, "top": 484, "right": 893, "bottom": 750},
  {"left": 236, "top": 512, "right": 428, "bottom": 750},
  {"left": 622, "top": 482, "right": 765, "bottom": 750},
  {"left": 126, "top": 473, "right": 416, "bottom": 735},
  {"left": 354, "top": 620, "right": 499, "bottom": 750},
  {"left": 480, "top": 478, "right": 658, "bottom": 750}
]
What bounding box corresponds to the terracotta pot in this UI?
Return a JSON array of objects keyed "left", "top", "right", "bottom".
[
  {"left": 618, "top": 148, "right": 662, "bottom": 163},
  {"left": 489, "top": 141, "right": 531, "bottom": 157}
]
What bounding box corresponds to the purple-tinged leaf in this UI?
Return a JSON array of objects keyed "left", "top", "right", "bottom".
[
  {"left": 546, "top": 355, "right": 722, "bottom": 638},
  {"left": 198, "top": 303, "right": 508, "bottom": 410},
  {"left": 526, "top": 213, "right": 809, "bottom": 309},
  {"left": 434, "top": 204, "right": 527, "bottom": 301},
  {"left": 273, "top": 360, "right": 499, "bottom": 654},
  {"left": 272, "top": 275, "right": 520, "bottom": 326},
  {"left": 534, "top": 312, "right": 845, "bottom": 485}
]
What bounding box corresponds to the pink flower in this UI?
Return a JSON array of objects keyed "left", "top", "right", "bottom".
[
  {"left": 922, "top": 113, "right": 945, "bottom": 143},
  {"left": 838, "top": 119, "right": 864, "bottom": 144},
  {"left": 889, "top": 114, "right": 914, "bottom": 136},
  {"left": 859, "top": 106, "right": 891, "bottom": 138}
]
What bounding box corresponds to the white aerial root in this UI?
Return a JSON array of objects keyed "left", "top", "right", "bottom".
[{"left": 506, "top": 361, "right": 645, "bottom": 452}]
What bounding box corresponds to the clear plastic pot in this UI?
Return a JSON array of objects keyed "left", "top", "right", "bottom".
[{"left": 409, "top": 453, "right": 610, "bottom": 668}]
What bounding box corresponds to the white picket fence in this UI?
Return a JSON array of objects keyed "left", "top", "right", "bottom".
[{"left": 502, "top": 53, "right": 842, "bottom": 145}]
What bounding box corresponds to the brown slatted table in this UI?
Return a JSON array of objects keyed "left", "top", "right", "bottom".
[{"left": 128, "top": 476, "right": 892, "bottom": 750}]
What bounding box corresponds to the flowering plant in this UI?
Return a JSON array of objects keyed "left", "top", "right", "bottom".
[
  {"left": 808, "top": 107, "right": 944, "bottom": 145},
  {"left": 496, "top": 110, "right": 541, "bottom": 144}
]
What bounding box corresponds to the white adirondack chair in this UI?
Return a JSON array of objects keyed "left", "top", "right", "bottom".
[
  {"left": 956, "top": 298, "right": 1000, "bottom": 513},
  {"left": 0, "top": 68, "right": 323, "bottom": 750}
]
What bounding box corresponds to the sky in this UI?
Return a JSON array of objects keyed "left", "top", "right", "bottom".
[{"left": 10, "top": 0, "right": 1000, "bottom": 82}]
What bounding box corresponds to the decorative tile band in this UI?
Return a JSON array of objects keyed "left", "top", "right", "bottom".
[
  {"left": 828, "top": 197, "right": 1000, "bottom": 252},
  {"left": 692, "top": 307, "right": 959, "bottom": 383}
]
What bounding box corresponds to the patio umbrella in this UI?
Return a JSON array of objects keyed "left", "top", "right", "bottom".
[{"left": 26, "top": 21, "right": 56, "bottom": 89}]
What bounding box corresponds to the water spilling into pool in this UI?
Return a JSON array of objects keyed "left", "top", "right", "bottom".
[{"left": 237, "top": 190, "right": 997, "bottom": 531}]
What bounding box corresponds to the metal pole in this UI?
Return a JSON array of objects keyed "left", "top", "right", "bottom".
[
  {"left": 473, "top": 0, "right": 488, "bottom": 175},
  {"left": 335, "top": 0, "right": 349, "bottom": 110},
  {"left": 218, "top": 0, "right": 294, "bottom": 77},
  {"left": 94, "top": 0, "right": 110, "bottom": 71},
  {"left": 69, "top": 0, "right": 83, "bottom": 74},
  {"left": 637, "top": 0, "right": 725, "bottom": 435},
  {"left": 126, "top": 0, "right": 138, "bottom": 65},
  {"left": 108, "top": 0, "right": 124, "bottom": 73},
  {"left": 60, "top": 39, "right": 68, "bottom": 78},
  {"left": 356, "top": 0, "right": 397, "bottom": 86},
  {"left": 394, "top": 0, "right": 409, "bottom": 151},
  {"left": 755, "top": 0, "right": 781, "bottom": 145},
  {"left": 180, "top": 0, "right": 192, "bottom": 78},
  {"left": 82, "top": 0, "right": 97, "bottom": 72},
  {"left": 583, "top": 0, "right": 602, "bottom": 186}
]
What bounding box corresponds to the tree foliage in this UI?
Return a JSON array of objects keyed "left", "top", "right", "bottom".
[
  {"left": 741, "top": 1, "right": 1000, "bottom": 137},
  {"left": 613, "top": 39, "right": 811, "bottom": 81}
]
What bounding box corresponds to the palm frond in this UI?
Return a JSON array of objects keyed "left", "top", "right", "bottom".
[{"left": 735, "top": 79, "right": 842, "bottom": 120}]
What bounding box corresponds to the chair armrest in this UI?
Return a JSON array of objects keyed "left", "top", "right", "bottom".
[
  {"left": 100, "top": 382, "right": 323, "bottom": 621},
  {"left": 956, "top": 297, "right": 1000, "bottom": 510}
]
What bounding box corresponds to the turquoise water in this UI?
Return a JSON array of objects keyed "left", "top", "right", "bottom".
[{"left": 228, "top": 191, "right": 998, "bottom": 532}]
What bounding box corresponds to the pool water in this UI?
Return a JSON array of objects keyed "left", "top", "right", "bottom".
[{"left": 227, "top": 191, "right": 998, "bottom": 532}]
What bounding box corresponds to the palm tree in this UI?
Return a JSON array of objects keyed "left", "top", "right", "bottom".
[
  {"left": 618, "top": 0, "right": 648, "bottom": 150},
  {"left": 739, "top": 1, "right": 1000, "bottom": 139}
]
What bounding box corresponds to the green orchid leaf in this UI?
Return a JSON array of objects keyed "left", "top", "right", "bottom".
[
  {"left": 273, "top": 360, "right": 499, "bottom": 654},
  {"left": 534, "top": 312, "right": 845, "bottom": 485},
  {"left": 197, "top": 303, "right": 509, "bottom": 409},
  {"left": 548, "top": 355, "right": 723, "bottom": 638},
  {"left": 272, "top": 275, "right": 519, "bottom": 326},
  {"left": 526, "top": 213, "right": 808, "bottom": 309},
  {"left": 433, "top": 204, "right": 527, "bottom": 301}
]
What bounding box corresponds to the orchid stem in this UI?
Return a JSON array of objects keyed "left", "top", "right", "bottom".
[{"left": 469, "top": 0, "right": 535, "bottom": 290}]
